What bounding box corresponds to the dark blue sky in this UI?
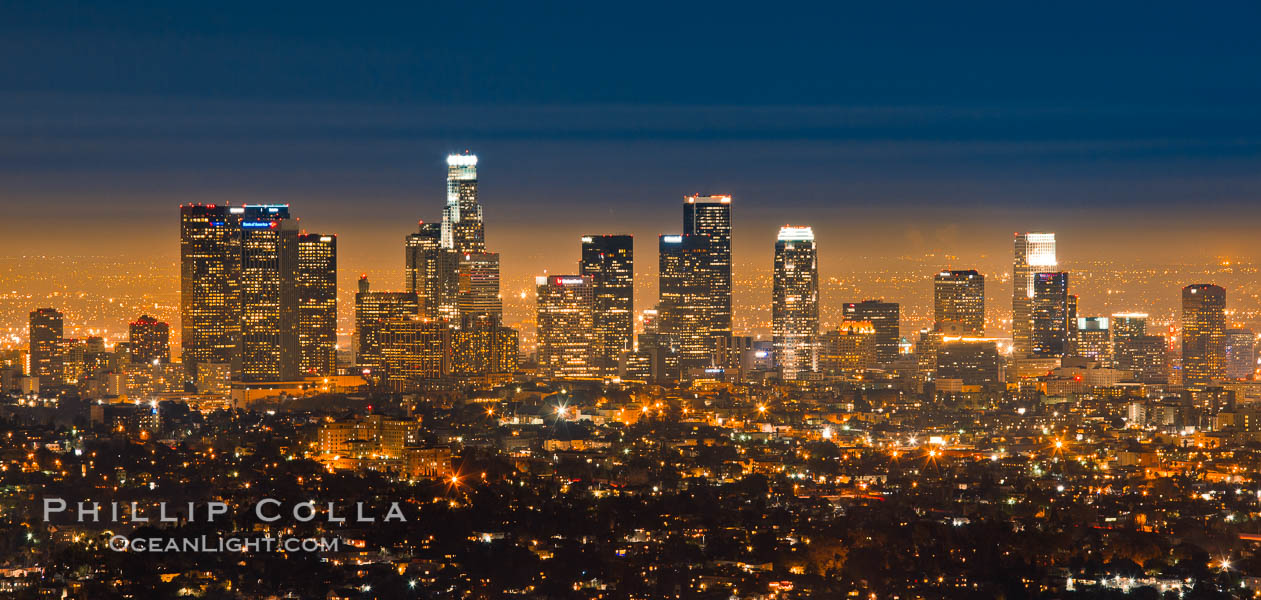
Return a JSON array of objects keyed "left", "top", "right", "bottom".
[{"left": 2, "top": 1, "right": 1261, "bottom": 274}]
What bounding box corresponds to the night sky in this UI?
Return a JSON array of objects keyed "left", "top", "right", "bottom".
[{"left": 3, "top": 1, "right": 1261, "bottom": 280}]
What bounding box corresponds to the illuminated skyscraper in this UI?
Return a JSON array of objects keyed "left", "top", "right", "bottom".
[
  {"left": 405, "top": 221, "right": 455, "bottom": 319},
  {"left": 1075, "top": 317, "right": 1111, "bottom": 364},
  {"left": 1225, "top": 329, "right": 1255, "bottom": 380},
  {"left": 933, "top": 270, "right": 985, "bottom": 335},
  {"left": 1030, "top": 272, "right": 1069, "bottom": 358},
  {"left": 772, "top": 226, "right": 819, "bottom": 380},
  {"left": 452, "top": 314, "right": 519, "bottom": 381},
  {"left": 353, "top": 276, "right": 421, "bottom": 373},
  {"left": 297, "top": 233, "right": 337, "bottom": 375},
  {"left": 535, "top": 275, "right": 596, "bottom": 379},
  {"left": 456, "top": 252, "right": 502, "bottom": 323},
  {"left": 180, "top": 204, "right": 242, "bottom": 376},
  {"left": 683, "top": 195, "right": 732, "bottom": 354},
  {"left": 1182, "top": 284, "right": 1226, "bottom": 387},
  {"left": 128, "top": 315, "right": 170, "bottom": 365},
  {"left": 580, "top": 234, "right": 634, "bottom": 375},
  {"left": 238, "top": 205, "right": 299, "bottom": 382},
  {"left": 441, "top": 153, "right": 484, "bottom": 253},
  {"left": 1013, "top": 232, "right": 1057, "bottom": 356},
  {"left": 842, "top": 301, "right": 900, "bottom": 364},
  {"left": 658, "top": 234, "right": 713, "bottom": 376},
  {"left": 28, "top": 308, "right": 63, "bottom": 386}
]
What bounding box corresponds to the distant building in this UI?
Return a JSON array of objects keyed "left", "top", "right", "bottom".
[
  {"left": 128, "top": 315, "right": 170, "bottom": 365},
  {"left": 933, "top": 270, "right": 984, "bottom": 335},
  {"left": 296, "top": 233, "right": 337, "bottom": 375},
  {"left": 1225, "top": 328, "right": 1255, "bottom": 380},
  {"left": 1030, "top": 272, "right": 1069, "bottom": 358},
  {"left": 659, "top": 234, "right": 714, "bottom": 375},
  {"left": 683, "top": 195, "right": 732, "bottom": 359},
  {"left": 772, "top": 226, "right": 819, "bottom": 380},
  {"left": 937, "top": 338, "right": 1003, "bottom": 392},
  {"left": 378, "top": 317, "right": 450, "bottom": 391},
  {"left": 580, "top": 234, "right": 634, "bottom": 376},
  {"left": 1182, "top": 284, "right": 1226, "bottom": 387},
  {"left": 1075, "top": 317, "right": 1111, "bottom": 365},
  {"left": 819, "top": 321, "right": 876, "bottom": 376},
  {"left": 536, "top": 275, "right": 596, "bottom": 379},
  {"left": 353, "top": 276, "right": 420, "bottom": 372},
  {"left": 1013, "top": 232, "right": 1056, "bottom": 356},
  {"left": 28, "top": 308, "right": 63, "bottom": 386},
  {"left": 843, "top": 300, "right": 900, "bottom": 364}
]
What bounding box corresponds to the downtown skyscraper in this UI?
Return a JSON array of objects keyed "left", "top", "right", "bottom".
[
  {"left": 28, "top": 308, "right": 63, "bottom": 387},
  {"left": 441, "top": 153, "right": 485, "bottom": 253},
  {"left": 683, "top": 195, "right": 732, "bottom": 358},
  {"left": 1013, "top": 232, "right": 1057, "bottom": 356},
  {"left": 933, "top": 270, "right": 985, "bottom": 335},
  {"left": 1030, "top": 272, "right": 1069, "bottom": 358},
  {"left": 580, "top": 235, "right": 633, "bottom": 376},
  {"left": 658, "top": 234, "right": 713, "bottom": 377},
  {"left": 536, "top": 275, "right": 596, "bottom": 379},
  {"left": 772, "top": 226, "right": 819, "bottom": 380},
  {"left": 1182, "top": 283, "right": 1226, "bottom": 387},
  {"left": 843, "top": 300, "right": 900, "bottom": 363},
  {"left": 239, "top": 205, "right": 299, "bottom": 382},
  {"left": 297, "top": 233, "right": 338, "bottom": 375},
  {"left": 180, "top": 204, "right": 242, "bottom": 376},
  {"left": 128, "top": 315, "right": 170, "bottom": 365}
]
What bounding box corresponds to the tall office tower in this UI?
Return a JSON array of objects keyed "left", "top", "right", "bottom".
[
  {"left": 128, "top": 315, "right": 170, "bottom": 365},
  {"left": 579, "top": 234, "right": 634, "bottom": 375},
  {"left": 658, "top": 234, "right": 714, "bottom": 376},
  {"left": 441, "top": 153, "right": 485, "bottom": 253},
  {"left": 180, "top": 203, "right": 242, "bottom": 376},
  {"left": 772, "top": 226, "right": 819, "bottom": 380},
  {"left": 1225, "top": 329, "right": 1256, "bottom": 380},
  {"left": 843, "top": 300, "right": 900, "bottom": 363},
  {"left": 296, "top": 233, "right": 338, "bottom": 375},
  {"left": 683, "top": 195, "right": 732, "bottom": 354},
  {"left": 1075, "top": 317, "right": 1112, "bottom": 364},
  {"left": 238, "top": 205, "right": 299, "bottom": 382},
  {"left": 455, "top": 252, "right": 502, "bottom": 323},
  {"left": 535, "top": 275, "right": 596, "bottom": 379},
  {"left": 1030, "top": 272, "right": 1069, "bottom": 358},
  {"left": 353, "top": 276, "right": 421, "bottom": 372},
  {"left": 1182, "top": 284, "right": 1226, "bottom": 387},
  {"left": 28, "top": 308, "right": 63, "bottom": 386},
  {"left": 1123, "top": 335, "right": 1169, "bottom": 384},
  {"left": 933, "top": 270, "right": 985, "bottom": 335},
  {"left": 819, "top": 321, "right": 876, "bottom": 376},
  {"left": 1013, "top": 232, "right": 1057, "bottom": 356},
  {"left": 404, "top": 221, "right": 451, "bottom": 316},
  {"left": 378, "top": 317, "right": 451, "bottom": 392},
  {"left": 1112, "top": 313, "right": 1148, "bottom": 339}
]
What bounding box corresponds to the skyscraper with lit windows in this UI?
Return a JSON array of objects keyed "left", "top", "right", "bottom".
[
  {"left": 772, "top": 226, "right": 819, "bottom": 380},
  {"left": 580, "top": 234, "right": 634, "bottom": 375},
  {"left": 684, "top": 195, "right": 732, "bottom": 356},
  {"left": 28, "top": 308, "right": 63, "bottom": 386},
  {"left": 128, "top": 315, "right": 170, "bottom": 365},
  {"left": 180, "top": 203, "right": 242, "bottom": 376},
  {"left": 441, "top": 153, "right": 484, "bottom": 253},
  {"left": 297, "top": 233, "right": 337, "bottom": 375},
  {"left": 536, "top": 275, "right": 596, "bottom": 379},
  {"left": 456, "top": 252, "right": 502, "bottom": 323},
  {"left": 354, "top": 276, "right": 421, "bottom": 373},
  {"left": 933, "top": 270, "right": 985, "bottom": 335},
  {"left": 1030, "top": 272, "right": 1069, "bottom": 358},
  {"left": 238, "top": 205, "right": 299, "bottom": 381},
  {"left": 658, "top": 234, "right": 713, "bottom": 376},
  {"left": 1182, "top": 284, "right": 1226, "bottom": 387},
  {"left": 1013, "top": 232, "right": 1056, "bottom": 356},
  {"left": 842, "top": 300, "right": 900, "bottom": 364}
]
